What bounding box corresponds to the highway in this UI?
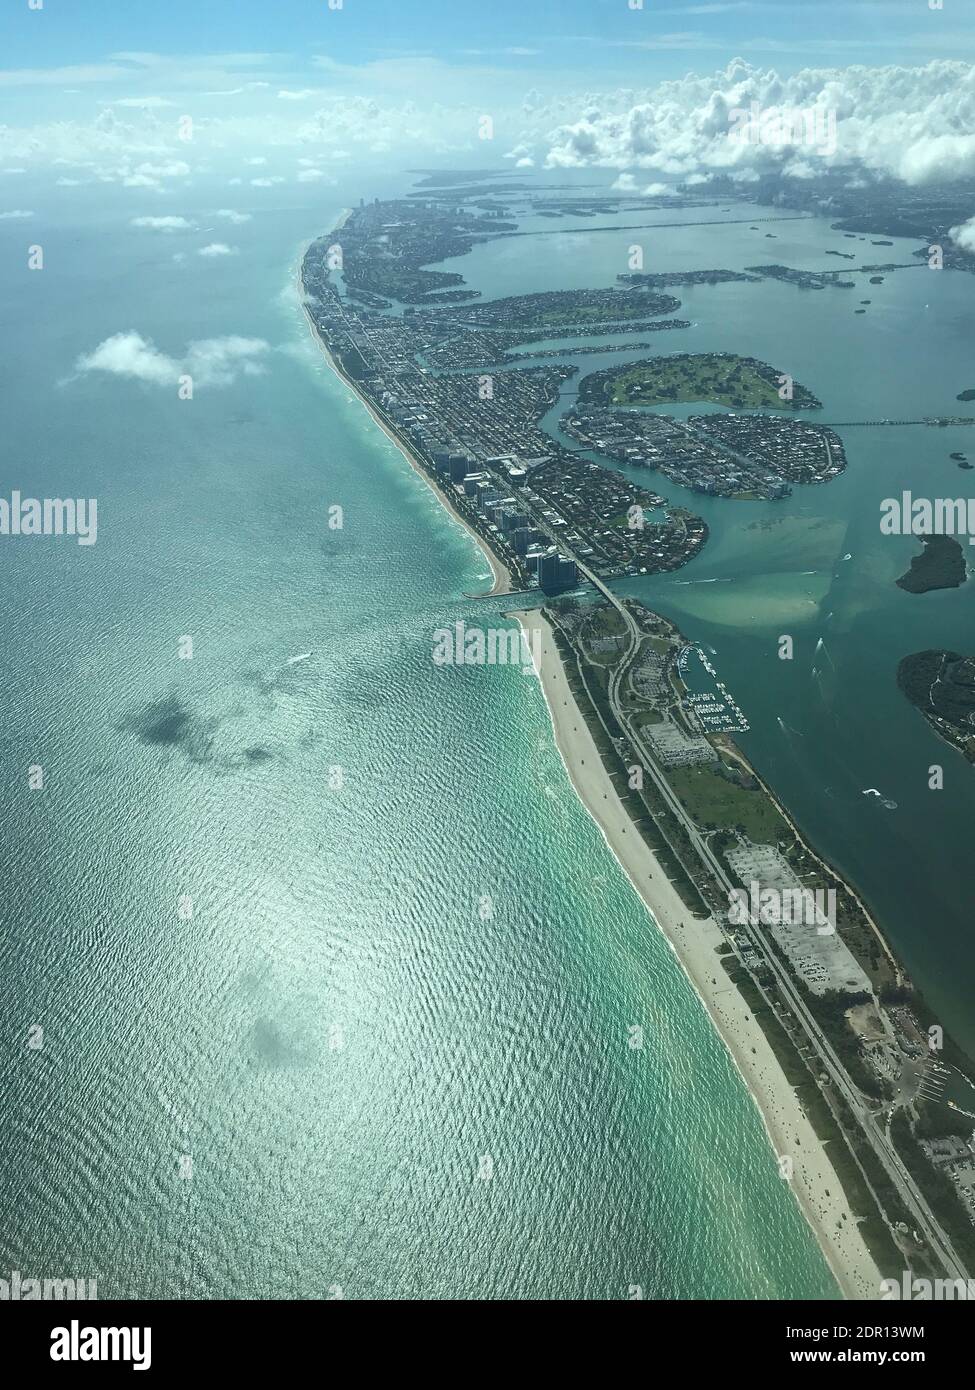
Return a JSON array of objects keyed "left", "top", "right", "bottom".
[{"left": 569, "top": 563, "right": 971, "bottom": 1284}]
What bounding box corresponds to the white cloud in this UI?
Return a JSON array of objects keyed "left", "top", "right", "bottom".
[
  {"left": 216, "top": 208, "right": 252, "bottom": 223},
  {"left": 950, "top": 215, "right": 975, "bottom": 254},
  {"left": 110, "top": 96, "right": 175, "bottom": 109},
  {"left": 8, "top": 55, "right": 975, "bottom": 194},
  {"left": 135, "top": 160, "right": 190, "bottom": 178},
  {"left": 543, "top": 59, "right": 975, "bottom": 188},
  {"left": 504, "top": 141, "right": 535, "bottom": 165},
  {"left": 74, "top": 331, "right": 269, "bottom": 388},
  {"left": 75, "top": 331, "right": 179, "bottom": 386},
  {"left": 131, "top": 215, "right": 195, "bottom": 230},
  {"left": 0, "top": 208, "right": 33, "bottom": 219},
  {"left": 250, "top": 176, "right": 284, "bottom": 186},
  {"left": 197, "top": 241, "right": 237, "bottom": 256},
  {"left": 297, "top": 168, "right": 325, "bottom": 182}
]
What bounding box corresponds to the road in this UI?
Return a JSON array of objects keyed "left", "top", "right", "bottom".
[{"left": 568, "top": 566, "right": 970, "bottom": 1283}]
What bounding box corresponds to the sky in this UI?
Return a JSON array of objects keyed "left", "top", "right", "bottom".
[
  {"left": 2, "top": 1, "right": 975, "bottom": 192},
  {"left": 4, "top": 0, "right": 975, "bottom": 78}
]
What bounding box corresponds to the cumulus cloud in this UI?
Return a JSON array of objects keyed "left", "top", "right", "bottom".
[
  {"left": 297, "top": 167, "right": 325, "bottom": 182},
  {"left": 74, "top": 331, "right": 269, "bottom": 388},
  {"left": 216, "top": 208, "right": 251, "bottom": 223},
  {"left": 131, "top": 215, "right": 194, "bottom": 230},
  {"left": 8, "top": 55, "right": 975, "bottom": 193},
  {"left": 197, "top": 241, "right": 237, "bottom": 256},
  {"left": 543, "top": 59, "right": 975, "bottom": 188},
  {"left": 250, "top": 176, "right": 284, "bottom": 187},
  {"left": 0, "top": 208, "right": 33, "bottom": 218},
  {"left": 950, "top": 216, "right": 975, "bottom": 254}
]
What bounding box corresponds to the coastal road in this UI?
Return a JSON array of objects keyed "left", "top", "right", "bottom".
[{"left": 573, "top": 567, "right": 971, "bottom": 1283}]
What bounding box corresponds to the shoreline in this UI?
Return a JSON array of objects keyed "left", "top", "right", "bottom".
[
  {"left": 296, "top": 218, "right": 512, "bottom": 599},
  {"left": 298, "top": 220, "right": 880, "bottom": 1299},
  {"left": 515, "top": 604, "right": 883, "bottom": 1301}
]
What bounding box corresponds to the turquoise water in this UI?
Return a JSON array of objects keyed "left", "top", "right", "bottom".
[
  {"left": 478, "top": 205, "right": 975, "bottom": 1060},
  {"left": 0, "top": 179, "right": 858, "bottom": 1300}
]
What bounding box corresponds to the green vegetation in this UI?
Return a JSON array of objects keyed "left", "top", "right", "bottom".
[
  {"left": 891, "top": 1111, "right": 975, "bottom": 1273},
  {"left": 808, "top": 990, "right": 890, "bottom": 1101},
  {"left": 895, "top": 535, "right": 967, "bottom": 594},
  {"left": 577, "top": 352, "right": 822, "bottom": 411},
  {"left": 549, "top": 621, "right": 711, "bottom": 918},
  {"left": 336, "top": 346, "right": 369, "bottom": 380},
  {"left": 720, "top": 954, "right": 904, "bottom": 1276},
  {"left": 668, "top": 763, "right": 790, "bottom": 842},
  {"left": 347, "top": 265, "right": 472, "bottom": 304},
  {"left": 897, "top": 648, "right": 975, "bottom": 762}
]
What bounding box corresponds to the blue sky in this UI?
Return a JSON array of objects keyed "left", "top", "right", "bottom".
[
  {"left": 4, "top": 0, "right": 975, "bottom": 86},
  {"left": 1, "top": 1, "right": 974, "bottom": 192}
]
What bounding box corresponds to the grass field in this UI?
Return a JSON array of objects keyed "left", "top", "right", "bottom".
[
  {"left": 582, "top": 353, "right": 814, "bottom": 410},
  {"left": 668, "top": 763, "right": 790, "bottom": 841}
]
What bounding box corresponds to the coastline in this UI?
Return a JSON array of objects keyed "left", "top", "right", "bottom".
[
  {"left": 298, "top": 220, "right": 880, "bottom": 1298},
  {"left": 515, "top": 604, "right": 884, "bottom": 1301},
  {"left": 297, "top": 217, "right": 512, "bottom": 598}
]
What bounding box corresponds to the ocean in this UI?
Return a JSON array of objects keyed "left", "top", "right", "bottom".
[{"left": 3, "top": 168, "right": 947, "bottom": 1299}]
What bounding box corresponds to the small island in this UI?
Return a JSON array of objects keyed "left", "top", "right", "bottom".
[
  {"left": 895, "top": 534, "right": 968, "bottom": 593},
  {"left": 897, "top": 649, "right": 975, "bottom": 762},
  {"left": 575, "top": 352, "right": 822, "bottom": 410},
  {"left": 957, "top": 388, "right": 975, "bottom": 402}
]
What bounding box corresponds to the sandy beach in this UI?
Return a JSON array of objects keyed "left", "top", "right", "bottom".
[
  {"left": 297, "top": 221, "right": 512, "bottom": 598},
  {"left": 515, "top": 606, "right": 883, "bottom": 1301},
  {"left": 298, "top": 223, "right": 880, "bottom": 1299}
]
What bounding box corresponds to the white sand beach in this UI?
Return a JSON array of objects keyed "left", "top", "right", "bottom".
[
  {"left": 515, "top": 606, "right": 883, "bottom": 1301},
  {"left": 297, "top": 227, "right": 881, "bottom": 1300}
]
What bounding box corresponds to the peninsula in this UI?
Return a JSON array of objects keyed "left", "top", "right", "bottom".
[{"left": 300, "top": 189, "right": 975, "bottom": 1300}]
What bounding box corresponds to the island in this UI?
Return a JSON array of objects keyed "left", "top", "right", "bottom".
[
  {"left": 895, "top": 534, "right": 968, "bottom": 593},
  {"left": 562, "top": 408, "right": 845, "bottom": 500},
  {"left": 301, "top": 198, "right": 709, "bottom": 593},
  {"left": 897, "top": 650, "right": 975, "bottom": 762},
  {"left": 573, "top": 352, "right": 823, "bottom": 410}
]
